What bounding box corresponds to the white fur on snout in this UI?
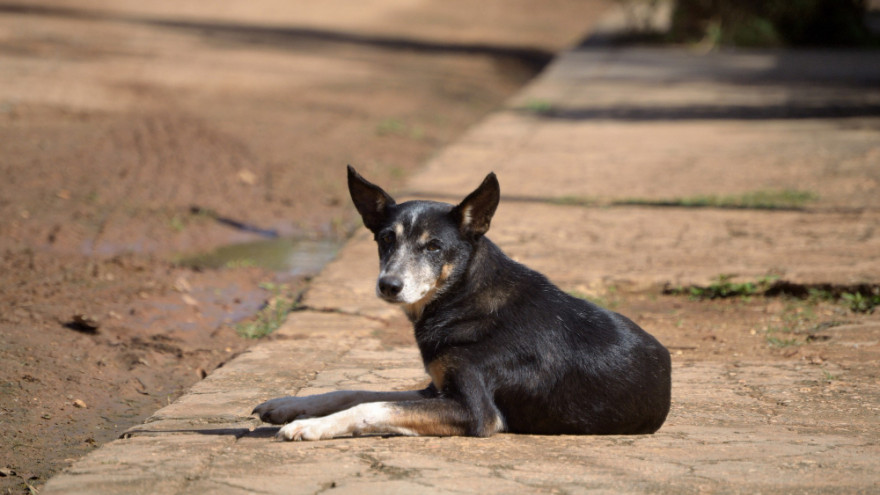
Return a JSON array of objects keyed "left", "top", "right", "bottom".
[
  {"left": 378, "top": 244, "right": 436, "bottom": 304},
  {"left": 277, "top": 402, "right": 416, "bottom": 441}
]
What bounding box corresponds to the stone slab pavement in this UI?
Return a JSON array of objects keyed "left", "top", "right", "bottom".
[{"left": 44, "top": 17, "right": 880, "bottom": 495}]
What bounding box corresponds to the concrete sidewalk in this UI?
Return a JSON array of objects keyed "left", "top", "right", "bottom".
[{"left": 44, "top": 24, "right": 880, "bottom": 495}]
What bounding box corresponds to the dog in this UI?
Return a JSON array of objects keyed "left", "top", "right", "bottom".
[{"left": 253, "top": 165, "right": 671, "bottom": 441}]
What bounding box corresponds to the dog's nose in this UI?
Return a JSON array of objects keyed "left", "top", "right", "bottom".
[{"left": 378, "top": 276, "right": 403, "bottom": 298}]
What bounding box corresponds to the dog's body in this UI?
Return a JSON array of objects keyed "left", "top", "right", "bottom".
[{"left": 253, "top": 166, "right": 671, "bottom": 440}]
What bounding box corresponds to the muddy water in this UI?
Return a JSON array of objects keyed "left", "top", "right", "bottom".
[{"left": 179, "top": 238, "right": 341, "bottom": 277}]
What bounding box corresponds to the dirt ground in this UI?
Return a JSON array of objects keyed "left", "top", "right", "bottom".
[{"left": 0, "top": 0, "right": 614, "bottom": 492}]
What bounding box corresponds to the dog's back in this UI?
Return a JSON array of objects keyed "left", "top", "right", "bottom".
[{"left": 416, "top": 237, "right": 671, "bottom": 435}]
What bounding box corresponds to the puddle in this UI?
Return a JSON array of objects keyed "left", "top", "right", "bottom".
[{"left": 178, "top": 238, "right": 341, "bottom": 277}]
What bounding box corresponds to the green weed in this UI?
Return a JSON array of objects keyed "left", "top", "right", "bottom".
[
  {"left": 669, "top": 0, "right": 874, "bottom": 47},
  {"left": 618, "top": 190, "right": 818, "bottom": 210},
  {"left": 766, "top": 334, "right": 801, "bottom": 348},
  {"left": 781, "top": 303, "right": 817, "bottom": 329},
  {"left": 549, "top": 196, "right": 598, "bottom": 207},
  {"left": 764, "top": 321, "right": 802, "bottom": 348},
  {"left": 807, "top": 287, "right": 879, "bottom": 314},
  {"left": 763, "top": 299, "right": 830, "bottom": 348},
  {"left": 376, "top": 118, "right": 424, "bottom": 140},
  {"left": 235, "top": 282, "right": 298, "bottom": 339},
  {"left": 841, "top": 291, "right": 880, "bottom": 313},
  {"left": 672, "top": 274, "right": 778, "bottom": 300},
  {"left": 821, "top": 367, "right": 837, "bottom": 382},
  {"left": 518, "top": 99, "right": 555, "bottom": 114},
  {"left": 169, "top": 215, "right": 186, "bottom": 233},
  {"left": 546, "top": 190, "right": 817, "bottom": 211},
  {"left": 389, "top": 166, "right": 405, "bottom": 178}
]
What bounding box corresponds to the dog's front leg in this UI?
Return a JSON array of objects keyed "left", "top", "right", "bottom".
[{"left": 254, "top": 389, "right": 433, "bottom": 425}]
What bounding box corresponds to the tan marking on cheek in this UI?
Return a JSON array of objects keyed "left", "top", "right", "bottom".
[{"left": 439, "top": 263, "right": 454, "bottom": 282}]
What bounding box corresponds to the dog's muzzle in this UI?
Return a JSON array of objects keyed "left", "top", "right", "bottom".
[{"left": 378, "top": 276, "right": 404, "bottom": 300}]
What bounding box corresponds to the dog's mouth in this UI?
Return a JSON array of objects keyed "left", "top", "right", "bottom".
[
  {"left": 378, "top": 292, "right": 404, "bottom": 304},
  {"left": 375, "top": 282, "right": 432, "bottom": 305}
]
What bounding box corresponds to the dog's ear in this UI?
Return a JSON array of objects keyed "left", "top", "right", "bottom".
[
  {"left": 348, "top": 165, "right": 396, "bottom": 233},
  {"left": 451, "top": 172, "right": 499, "bottom": 239}
]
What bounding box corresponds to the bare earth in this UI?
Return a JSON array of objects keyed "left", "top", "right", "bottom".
[{"left": 0, "top": 0, "right": 613, "bottom": 492}]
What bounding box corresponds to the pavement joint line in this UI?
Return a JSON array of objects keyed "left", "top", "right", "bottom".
[
  {"left": 402, "top": 190, "right": 878, "bottom": 214},
  {"left": 295, "top": 305, "right": 392, "bottom": 326}
]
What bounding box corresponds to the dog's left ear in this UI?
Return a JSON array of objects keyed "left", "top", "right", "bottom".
[
  {"left": 348, "top": 165, "right": 396, "bottom": 233},
  {"left": 451, "top": 172, "right": 499, "bottom": 239}
]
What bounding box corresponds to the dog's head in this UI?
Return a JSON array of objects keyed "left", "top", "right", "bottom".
[{"left": 347, "top": 165, "right": 499, "bottom": 317}]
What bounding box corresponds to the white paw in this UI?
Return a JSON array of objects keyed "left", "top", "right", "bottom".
[{"left": 277, "top": 418, "right": 336, "bottom": 441}]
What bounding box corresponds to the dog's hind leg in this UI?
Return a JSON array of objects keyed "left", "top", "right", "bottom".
[
  {"left": 276, "top": 397, "right": 505, "bottom": 441},
  {"left": 253, "top": 388, "right": 434, "bottom": 425},
  {"left": 277, "top": 367, "right": 505, "bottom": 441}
]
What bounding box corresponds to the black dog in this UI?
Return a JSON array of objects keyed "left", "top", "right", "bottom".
[{"left": 253, "top": 166, "right": 671, "bottom": 440}]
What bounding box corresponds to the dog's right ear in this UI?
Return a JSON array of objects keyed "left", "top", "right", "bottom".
[
  {"left": 451, "top": 172, "right": 500, "bottom": 239},
  {"left": 347, "top": 165, "right": 396, "bottom": 233}
]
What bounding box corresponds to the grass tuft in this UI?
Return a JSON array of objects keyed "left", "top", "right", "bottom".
[
  {"left": 840, "top": 291, "right": 880, "bottom": 314},
  {"left": 376, "top": 118, "right": 424, "bottom": 140},
  {"left": 668, "top": 274, "right": 778, "bottom": 300},
  {"left": 518, "top": 99, "right": 555, "bottom": 115},
  {"left": 617, "top": 190, "right": 818, "bottom": 210},
  {"left": 235, "top": 282, "right": 299, "bottom": 339}
]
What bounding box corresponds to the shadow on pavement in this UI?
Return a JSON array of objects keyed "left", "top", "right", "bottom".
[
  {"left": 520, "top": 102, "right": 880, "bottom": 121},
  {"left": 121, "top": 426, "right": 281, "bottom": 439},
  {"left": 0, "top": 2, "right": 553, "bottom": 71}
]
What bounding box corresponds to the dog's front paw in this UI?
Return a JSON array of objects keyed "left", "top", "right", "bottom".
[
  {"left": 277, "top": 418, "right": 337, "bottom": 441},
  {"left": 253, "top": 397, "right": 308, "bottom": 425}
]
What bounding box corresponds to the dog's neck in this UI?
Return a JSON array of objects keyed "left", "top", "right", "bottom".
[
  {"left": 401, "top": 287, "right": 438, "bottom": 322},
  {"left": 408, "top": 237, "right": 528, "bottom": 348}
]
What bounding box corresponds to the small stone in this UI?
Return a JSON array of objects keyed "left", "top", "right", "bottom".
[
  {"left": 237, "top": 169, "right": 258, "bottom": 185},
  {"left": 73, "top": 399, "right": 87, "bottom": 409},
  {"left": 69, "top": 314, "right": 100, "bottom": 333},
  {"left": 174, "top": 276, "right": 192, "bottom": 293}
]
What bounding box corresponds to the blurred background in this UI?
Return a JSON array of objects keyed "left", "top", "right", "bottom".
[{"left": 1, "top": 0, "right": 877, "bottom": 493}]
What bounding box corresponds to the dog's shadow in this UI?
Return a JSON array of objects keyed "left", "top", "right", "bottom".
[{"left": 120, "top": 426, "right": 280, "bottom": 440}]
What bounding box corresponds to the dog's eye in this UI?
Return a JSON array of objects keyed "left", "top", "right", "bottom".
[
  {"left": 425, "top": 240, "right": 442, "bottom": 253},
  {"left": 378, "top": 232, "right": 395, "bottom": 247}
]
